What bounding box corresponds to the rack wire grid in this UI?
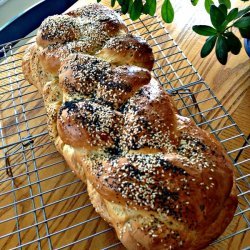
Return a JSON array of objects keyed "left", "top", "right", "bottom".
[{"left": 0, "top": 12, "right": 249, "bottom": 250}]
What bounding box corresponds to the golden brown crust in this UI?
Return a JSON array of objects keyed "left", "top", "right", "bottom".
[
  {"left": 22, "top": 3, "right": 237, "bottom": 250},
  {"left": 58, "top": 53, "right": 110, "bottom": 96},
  {"left": 87, "top": 180, "right": 237, "bottom": 250},
  {"left": 37, "top": 4, "right": 128, "bottom": 48},
  {"left": 43, "top": 80, "right": 63, "bottom": 140},
  {"left": 96, "top": 65, "right": 151, "bottom": 108},
  {"left": 66, "top": 3, "right": 128, "bottom": 37},
  {"left": 120, "top": 78, "right": 179, "bottom": 151},
  {"left": 96, "top": 34, "right": 155, "bottom": 71},
  {"left": 36, "top": 14, "right": 81, "bottom": 48},
  {"left": 57, "top": 100, "right": 123, "bottom": 150},
  {"left": 86, "top": 112, "right": 236, "bottom": 217},
  {"left": 85, "top": 113, "right": 237, "bottom": 250},
  {"left": 22, "top": 44, "right": 51, "bottom": 92},
  {"left": 22, "top": 44, "right": 35, "bottom": 85},
  {"left": 38, "top": 41, "right": 98, "bottom": 75}
]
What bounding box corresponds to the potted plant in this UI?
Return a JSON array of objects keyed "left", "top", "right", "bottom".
[{"left": 98, "top": 0, "right": 250, "bottom": 65}]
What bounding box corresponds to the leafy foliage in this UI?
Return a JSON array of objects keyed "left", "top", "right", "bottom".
[
  {"left": 161, "top": 0, "right": 174, "bottom": 23},
  {"left": 219, "top": 0, "right": 231, "bottom": 9},
  {"left": 216, "top": 35, "right": 228, "bottom": 64},
  {"left": 144, "top": 0, "right": 156, "bottom": 16},
  {"left": 205, "top": 0, "right": 214, "bottom": 13},
  {"left": 130, "top": 0, "right": 143, "bottom": 20},
  {"left": 100, "top": 0, "right": 250, "bottom": 65},
  {"left": 192, "top": 25, "right": 217, "bottom": 35},
  {"left": 201, "top": 35, "right": 217, "bottom": 57},
  {"left": 193, "top": 2, "right": 250, "bottom": 64}
]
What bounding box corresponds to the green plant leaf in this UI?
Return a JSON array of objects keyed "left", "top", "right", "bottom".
[
  {"left": 216, "top": 35, "right": 228, "bottom": 65},
  {"left": 201, "top": 35, "right": 217, "bottom": 57},
  {"left": 218, "top": 8, "right": 238, "bottom": 30},
  {"left": 233, "top": 16, "right": 250, "bottom": 28},
  {"left": 143, "top": 0, "right": 156, "bottom": 16},
  {"left": 161, "top": 0, "right": 174, "bottom": 23},
  {"left": 239, "top": 27, "right": 250, "bottom": 38},
  {"left": 143, "top": 6, "right": 148, "bottom": 14},
  {"left": 219, "top": 0, "right": 231, "bottom": 9},
  {"left": 219, "top": 4, "right": 228, "bottom": 16},
  {"left": 237, "top": 6, "right": 250, "bottom": 18},
  {"left": 191, "top": 0, "right": 199, "bottom": 6},
  {"left": 143, "top": 1, "right": 149, "bottom": 14},
  {"left": 210, "top": 5, "right": 227, "bottom": 28},
  {"left": 128, "top": 0, "right": 133, "bottom": 13},
  {"left": 224, "top": 32, "right": 242, "bottom": 55},
  {"left": 111, "top": 0, "right": 116, "bottom": 7},
  {"left": 226, "top": 8, "right": 238, "bottom": 22},
  {"left": 148, "top": 0, "right": 156, "bottom": 15},
  {"left": 130, "top": 0, "right": 143, "bottom": 20},
  {"left": 205, "top": 0, "right": 214, "bottom": 13},
  {"left": 193, "top": 25, "right": 217, "bottom": 36},
  {"left": 97, "top": 0, "right": 102, "bottom": 2},
  {"left": 121, "top": 0, "right": 130, "bottom": 14}
]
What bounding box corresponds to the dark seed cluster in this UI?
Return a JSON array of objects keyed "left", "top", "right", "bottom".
[
  {"left": 98, "top": 153, "right": 190, "bottom": 215},
  {"left": 40, "top": 15, "right": 80, "bottom": 42},
  {"left": 120, "top": 98, "right": 174, "bottom": 152},
  {"left": 59, "top": 100, "right": 123, "bottom": 147},
  {"left": 96, "top": 69, "right": 132, "bottom": 108},
  {"left": 39, "top": 3, "right": 128, "bottom": 59},
  {"left": 61, "top": 54, "right": 111, "bottom": 96}
]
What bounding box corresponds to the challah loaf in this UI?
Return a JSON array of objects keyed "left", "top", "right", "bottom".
[{"left": 22, "top": 3, "right": 237, "bottom": 249}]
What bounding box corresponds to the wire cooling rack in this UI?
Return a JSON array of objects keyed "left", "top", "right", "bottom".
[{"left": 0, "top": 13, "right": 249, "bottom": 250}]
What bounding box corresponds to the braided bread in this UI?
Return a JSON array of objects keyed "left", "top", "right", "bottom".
[{"left": 22, "top": 3, "right": 237, "bottom": 249}]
